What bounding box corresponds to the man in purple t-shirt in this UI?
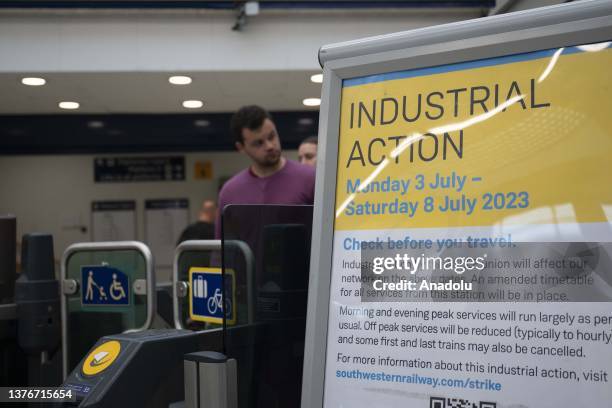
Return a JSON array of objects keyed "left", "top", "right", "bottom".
[{"left": 215, "top": 105, "right": 316, "bottom": 237}]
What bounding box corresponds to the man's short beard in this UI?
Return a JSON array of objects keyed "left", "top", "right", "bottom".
[{"left": 258, "top": 153, "right": 281, "bottom": 168}]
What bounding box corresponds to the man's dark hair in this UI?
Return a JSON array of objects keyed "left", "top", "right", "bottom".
[
  {"left": 230, "top": 105, "right": 272, "bottom": 144},
  {"left": 300, "top": 136, "right": 318, "bottom": 146}
]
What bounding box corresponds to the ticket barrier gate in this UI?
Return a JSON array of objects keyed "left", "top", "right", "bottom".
[
  {"left": 59, "top": 321, "right": 302, "bottom": 408},
  {"left": 61, "top": 242, "right": 156, "bottom": 379},
  {"left": 2, "top": 235, "right": 159, "bottom": 388},
  {"left": 1, "top": 228, "right": 62, "bottom": 387},
  {"left": 60, "top": 322, "right": 287, "bottom": 408},
  {"left": 59, "top": 329, "right": 225, "bottom": 407},
  {"left": 58, "top": 204, "right": 312, "bottom": 407},
  {"left": 172, "top": 239, "right": 254, "bottom": 407},
  {"left": 50, "top": 239, "right": 248, "bottom": 408}
]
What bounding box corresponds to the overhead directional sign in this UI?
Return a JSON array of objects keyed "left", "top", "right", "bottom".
[
  {"left": 94, "top": 156, "right": 185, "bottom": 183},
  {"left": 189, "top": 267, "right": 235, "bottom": 325},
  {"left": 81, "top": 265, "right": 130, "bottom": 306}
]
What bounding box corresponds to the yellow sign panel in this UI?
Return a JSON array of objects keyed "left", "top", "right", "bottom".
[
  {"left": 194, "top": 161, "right": 213, "bottom": 180},
  {"left": 82, "top": 340, "right": 121, "bottom": 376},
  {"left": 188, "top": 267, "right": 236, "bottom": 325},
  {"left": 334, "top": 44, "right": 612, "bottom": 231}
]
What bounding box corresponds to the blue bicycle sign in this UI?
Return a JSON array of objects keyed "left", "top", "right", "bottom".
[{"left": 189, "top": 267, "right": 235, "bottom": 325}]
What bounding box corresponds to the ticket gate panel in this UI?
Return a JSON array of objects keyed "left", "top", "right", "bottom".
[
  {"left": 62, "top": 246, "right": 152, "bottom": 376},
  {"left": 61, "top": 329, "right": 223, "bottom": 408}
]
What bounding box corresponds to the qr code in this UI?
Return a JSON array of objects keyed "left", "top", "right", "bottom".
[{"left": 430, "top": 396, "right": 496, "bottom": 408}]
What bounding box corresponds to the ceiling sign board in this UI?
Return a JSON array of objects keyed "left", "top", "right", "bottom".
[
  {"left": 303, "top": 2, "right": 612, "bottom": 408},
  {"left": 94, "top": 156, "right": 185, "bottom": 182}
]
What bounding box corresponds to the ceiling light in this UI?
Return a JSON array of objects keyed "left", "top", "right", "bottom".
[
  {"left": 194, "top": 119, "right": 210, "bottom": 127},
  {"left": 310, "top": 74, "right": 323, "bottom": 84},
  {"left": 88, "top": 121, "right": 105, "bottom": 129},
  {"left": 183, "top": 100, "right": 203, "bottom": 109},
  {"left": 59, "top": 101, "right": 80, "bottom": 110},
  {"left": 169, "top": 76, "right": 192, "bottom": 85},
  {"left": 303, "top": 98, "right": 321, "bottom": 107},
  {"left": 21, "top": 77, "right": 46, "bottom": 86}
]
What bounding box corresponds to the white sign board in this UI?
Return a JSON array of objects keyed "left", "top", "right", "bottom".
[
  {"left": 302, "top": 2, "right": 612, "bottom": 408},
  {"left": 145, "top": 199, "right": 189, "bottom": 267},
  {"left": 91, "top": 201, "right": 136, "bottom": 242}
]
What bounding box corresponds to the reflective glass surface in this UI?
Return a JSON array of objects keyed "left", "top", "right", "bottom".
[{"left": 222, "top": 204, "right": 313, "bottom": 407}]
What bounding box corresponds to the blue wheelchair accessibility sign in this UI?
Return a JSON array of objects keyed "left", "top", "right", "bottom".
[
  {"left": 81, "top": 266, "right": 130, "bottom": 306},
  {"left": 189, "top": 267, "right": 235, "bottom": 325}
]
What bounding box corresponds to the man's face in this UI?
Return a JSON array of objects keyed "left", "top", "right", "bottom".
[
  {"left": 298, "top": 142, "right": 317, "bottom": 167},
  {"left": 236, "top": 118, "right": 282, "bottom": 168}
]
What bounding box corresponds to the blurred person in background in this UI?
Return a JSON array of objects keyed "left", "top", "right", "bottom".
[
  {"left": 177, "top": 199, "right": 216, "bottom": 244},
  {"left": 298, "top": 136, "right": 317, "bottom": 167}
]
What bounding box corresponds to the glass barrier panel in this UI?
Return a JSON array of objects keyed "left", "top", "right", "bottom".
[
  {"left": 222, "top": 204, "right": 313, "bottom": 408},
  {"left": 65, "top": 249, "right": 147, "bottom": 372}
]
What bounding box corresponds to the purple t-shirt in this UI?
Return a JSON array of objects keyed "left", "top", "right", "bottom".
[{"left": 215, "top": 159, "right": 315, "bottom": 237}]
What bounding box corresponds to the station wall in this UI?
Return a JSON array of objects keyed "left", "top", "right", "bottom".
[{"left": 0, "top": 150, "right": 298, "bottom": 281}]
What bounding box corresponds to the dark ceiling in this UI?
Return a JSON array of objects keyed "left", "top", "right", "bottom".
[{"left": 0, "top": 111, "right": 320, "bottom": 155}]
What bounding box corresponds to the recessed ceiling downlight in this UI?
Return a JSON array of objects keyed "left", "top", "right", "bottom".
[
  {"left": 310, "top": 74, "right": 323, "bottom": 84},
  {"left": 169, "top": 76, "right": 192, "bottom": 85},
  {"left": 59, "top": 101, "right": 80, "bottom": 110},
  {"left": 183, "top": 100, "right": 203, "bottom": 109},
  {"left": 21, "top": 77, "right": 46, "bottom": 86},
  {"left": 302, "top": 98, "right": 321, "bottom": 107}
]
